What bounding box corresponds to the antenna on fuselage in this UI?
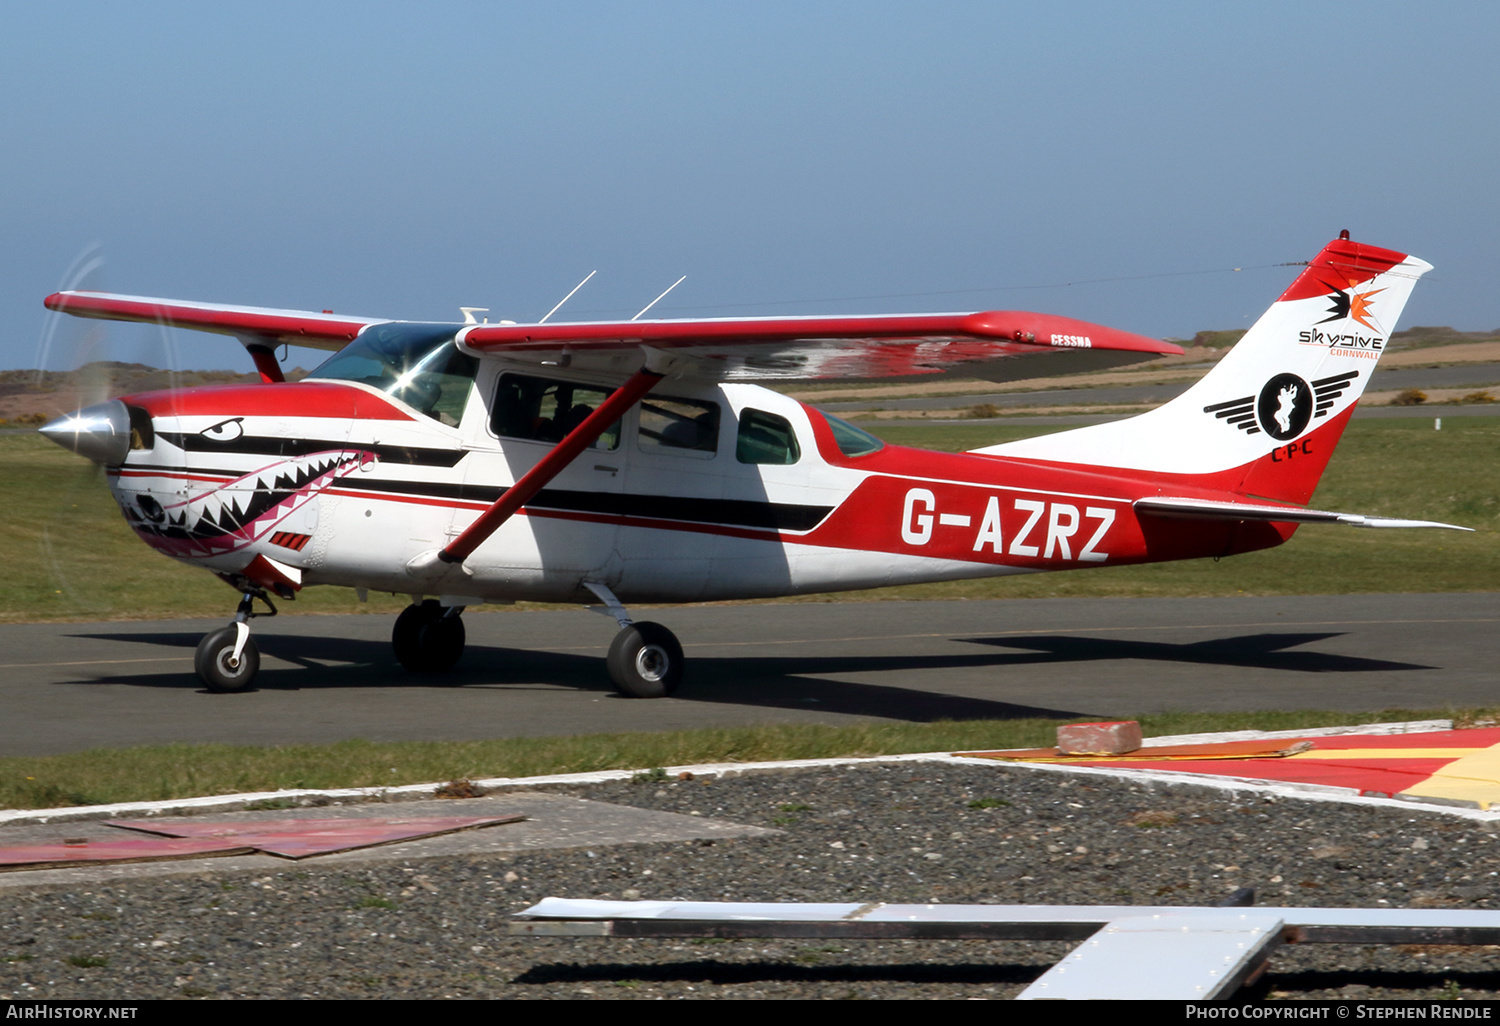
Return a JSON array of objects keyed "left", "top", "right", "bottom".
[
  {"left": 539, "top": 270, "right": 597, "bottom": 324},
  {"left": 631, "top": 275, "right": 686, "bottom": 321}
]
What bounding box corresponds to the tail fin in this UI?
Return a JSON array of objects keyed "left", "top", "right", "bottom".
[{"left": 972, "top": 236, "right": 1432, "bottom": 503}]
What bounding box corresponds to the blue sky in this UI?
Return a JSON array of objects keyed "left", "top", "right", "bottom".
[{"left": 5, "top": 2, "right": 1498, "bottom": 372}]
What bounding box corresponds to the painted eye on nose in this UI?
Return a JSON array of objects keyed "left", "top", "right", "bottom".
[{"left": 201, "top": 418, "right": 245, "bottom": 442}]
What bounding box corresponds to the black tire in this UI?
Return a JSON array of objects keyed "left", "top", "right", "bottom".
[
  {"left": 393, "top": 601, "right": 439, "bottom": 669},
  {"left": 195, "top": 627, "right": 259, "bottom": 693},
  {"left": 393, "top": 600, "right": 465, "bottom": 673},
  {"left": 607, "top": 621, "right": 683, "bottom": 698},
  {"left": 420, "top": 614, "right": 466, "bottom": 673}
]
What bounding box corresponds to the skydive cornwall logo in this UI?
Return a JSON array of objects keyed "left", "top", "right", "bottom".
[
  {"left": 1320, "top": 278, "right": 1384, "bottom": 331},
  {"left": 1298, "top": 277, "right": 1387, "bottom": 357}
]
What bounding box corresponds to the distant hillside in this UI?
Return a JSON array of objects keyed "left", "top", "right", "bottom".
[
  {"left": 1186, "top": 326, "right": 1500, "bottom": 352},
  {"left": 0, "top": 363, "right": 309, "bottom": 423},
  {"left": 2, "top": 363, "right": 263, "bottom": 395},
  {"left": 1188, "top": 329, "right": 1246, "bottom": 349},
  {"left": 1386, "top": 326, "right": 1500, "bottom": 350},
  {"left": 6, "top": 328, "right": 1498, "bottom": 425}
]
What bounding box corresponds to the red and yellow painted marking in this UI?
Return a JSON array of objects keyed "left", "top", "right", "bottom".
[{"left": 964, "top": 727, "right": 1500, "bottom": 810}]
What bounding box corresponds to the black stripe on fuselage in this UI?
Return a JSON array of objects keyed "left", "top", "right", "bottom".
[
  {"left": 120, "top": 454, "right": 833, "bottom": 532},
  {"left": 154, "top": 434, "right": 466, "bottom": 467},
  {"left": 344, "top": 479, "right": 833, "bottom": 532}
]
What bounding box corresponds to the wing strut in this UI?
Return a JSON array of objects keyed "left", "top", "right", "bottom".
[
  {"left": 437, "top": 365, "right": 665, "bottom": 565},
  {"left": 242, "top": 341, "right": 286, "bottom": 383}
]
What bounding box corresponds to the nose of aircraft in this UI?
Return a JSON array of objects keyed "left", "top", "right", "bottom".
[{"left": 39, "top": 399, "right": 133, "bottom": 465}]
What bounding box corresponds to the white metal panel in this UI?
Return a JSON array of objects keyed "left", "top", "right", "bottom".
[
  {"left": 522, "top": 898, "right": 867, "bottom": 921},
  {"left": 1016, "top": 913, "right": 1283, "bottom": 1001},
  {"left": 518, "top": 898, "right": 1500, "bottom": 931}
]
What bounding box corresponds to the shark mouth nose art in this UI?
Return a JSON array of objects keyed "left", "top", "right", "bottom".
[{"left": 122, "top": 449, "right": 372, "bottom": 559}]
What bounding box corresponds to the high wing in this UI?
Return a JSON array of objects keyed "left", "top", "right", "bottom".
[
  {"left": 459, "top": 310, "right": 1182, "bottom": 381},
  {"left": 44, "top": 291, "right": 1183, "bottom": 382},
  {"left": 43, "top": 292, "right": 385, "bottom": 351}
]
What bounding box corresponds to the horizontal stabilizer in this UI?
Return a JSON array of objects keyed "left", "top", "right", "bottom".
[{"left": 1136, "top": 496, "right": 1472, "bottom": 532}]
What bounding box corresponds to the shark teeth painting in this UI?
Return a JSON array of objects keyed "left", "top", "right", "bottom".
[{"left": 119, "top": 449, "right": 372, "bottom": 560}]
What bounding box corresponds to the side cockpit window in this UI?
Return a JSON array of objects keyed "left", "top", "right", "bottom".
[
  {"left": 638, "top": 396, "right": 720, "bottom": 457},
  {"left": 308, "top": 324, "right": 478, "bottom": 427},
  {"left": 824, "top": 412, "right": 885, "bottom": 457},
  {"left": 736, "top": 408, "right": 800, "bottom": 465},
  {"left": 491, "top": 374, "right": 620, "bottom": 450}
]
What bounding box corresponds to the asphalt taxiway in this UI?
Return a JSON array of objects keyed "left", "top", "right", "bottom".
[{"left": 2, "top": 592, "right": 1496, "bottom": 757}]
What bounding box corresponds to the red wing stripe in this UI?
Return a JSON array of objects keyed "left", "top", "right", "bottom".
[
  {"left": 463, "top": 311, "right": 1177, "bottom": 355},
  {"left": 44, "top": 292, "right": 381, "bottom": 347}
]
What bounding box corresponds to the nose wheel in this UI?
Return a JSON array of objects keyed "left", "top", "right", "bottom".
[
  {"left": 195, "top": 625, "right": 260, "bottom": 692},
  {"left": 195, "top": 589, "right": 274, "bottom": 692},
  {"left": 393, "top": 599, "right": 466, "bottom": 673}
]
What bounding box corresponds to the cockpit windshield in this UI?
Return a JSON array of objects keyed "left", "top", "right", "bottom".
[{"left": 307, "top": 323, "right": 479, "bottom": 426}]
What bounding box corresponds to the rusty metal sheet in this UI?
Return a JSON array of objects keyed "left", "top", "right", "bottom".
[{"left": 106, "top": 815, "right": 524, "bottom": 859}]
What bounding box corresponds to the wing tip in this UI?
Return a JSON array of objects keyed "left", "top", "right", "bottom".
[{"left": 962, "top": 311, "right": 1180, "bottom": 356}]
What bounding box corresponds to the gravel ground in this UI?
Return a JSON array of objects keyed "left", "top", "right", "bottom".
[{"left": 1, "top": 762, "right": 1498, "bottom": 1001}]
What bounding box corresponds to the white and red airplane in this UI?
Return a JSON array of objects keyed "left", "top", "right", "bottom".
[{"left": 40, "top": 234, "right": 1466, "bottom": 695}]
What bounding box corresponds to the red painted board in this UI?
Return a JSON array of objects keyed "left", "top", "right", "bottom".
[
  {"left": 1069, "top": 756, "right": 1456, "bottom": 794},
  {"left": 1290, "top": 729, "right": 1499, "bottom": 750},
  {"left": 1021, "top": 728, "right": 1500, "bottom": 799},
  {"left": 107, "top": 815, "right": 524, "bottom": 859},
  {"left": 0, "top": 837, "right": 252, "bottom": 870}
]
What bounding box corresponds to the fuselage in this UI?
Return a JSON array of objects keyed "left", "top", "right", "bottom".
[
  {"left": 34, "top": 236, "right": 1447, "bottom": 697},
  {"left": 100, "top": 345, "right": 1292, "bottom": 607}
]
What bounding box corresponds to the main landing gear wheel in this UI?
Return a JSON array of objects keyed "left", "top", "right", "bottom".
[
  {"left": 607, "top": 621, "right": 683, "bottom": 698},
  {"left": 393, "top": 600, "right": 466, "bottom": 673},
  {"left": 195, "top": 626, "right": 260, "bottom": 693}
]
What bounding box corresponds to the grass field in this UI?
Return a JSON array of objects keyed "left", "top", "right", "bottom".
[
  {"left": 3, "top": 709, "right": 1491, "bottom": 811},
  {"left": 3, "top": 417, "right": 1496, "bottom": 810},
  {"left": 2, "top": 432, "right": 412, "bottom": 622},
  {"left": 4, "top": 416, "right": 1495, "bottom": 622}
]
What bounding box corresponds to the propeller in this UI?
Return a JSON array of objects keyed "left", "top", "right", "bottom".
[{"left": 31, "top": 245, "right": 188, "bottom": 614}]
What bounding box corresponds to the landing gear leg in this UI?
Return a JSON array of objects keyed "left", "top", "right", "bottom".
[
  {"left": 196, "top": 590, "right": 274, "bottom": 692},
  {"left": 585, "top": 582, "right": 683, "bottom": 698},
  {"left": 393, "top": 599, "right": 466, "bottom": 673}
]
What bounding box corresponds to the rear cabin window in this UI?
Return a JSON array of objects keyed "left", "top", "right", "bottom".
[
  {"left": 736, "top": 408, "right": 801, "bottom": 465},
  {"left": 491, "top": 374, "right": 620, "bottom": 450},
  {"left": 638, "top": 396, "right": 720, "bottom": 457}
]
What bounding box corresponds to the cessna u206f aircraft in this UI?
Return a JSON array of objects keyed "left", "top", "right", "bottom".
[{"left": 40, "top": 234, "right": 1467, "bottom": 696}]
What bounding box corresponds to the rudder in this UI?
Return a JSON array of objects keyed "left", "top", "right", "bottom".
[{"left": 972, "top": 234, "right": 1432, "bottom": 503}]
